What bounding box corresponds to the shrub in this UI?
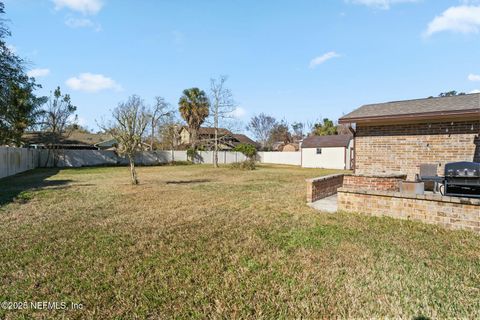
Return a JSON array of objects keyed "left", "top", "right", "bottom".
[
  {"left": 231, "top": 159, "right": 256, "bottom": 170},
  {"left": 186, "top": 148, "right": 197, "bottom": 161},
  {"left": 234, "top": 143, "right": 257, "bottom": 160},
  {"left": 232, "top": 143, "right": 257, "bottom": 170}
]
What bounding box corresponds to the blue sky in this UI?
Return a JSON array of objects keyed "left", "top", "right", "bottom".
[{"left": 3, "top": 0, "right": 480, "bottom": 132}]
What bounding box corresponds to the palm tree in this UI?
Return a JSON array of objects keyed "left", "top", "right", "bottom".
[{"left": 178, "top": 88, "right": 210, "bottom": 151}]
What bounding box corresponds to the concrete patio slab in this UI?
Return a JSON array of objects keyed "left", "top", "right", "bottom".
[{"left": 308, "top": 194, "right": 338, "bottom": 213}]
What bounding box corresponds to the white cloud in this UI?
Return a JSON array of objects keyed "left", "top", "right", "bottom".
[
  {"left": 230, "top": 107, "right": 246, "bottom": 119},
  {"left": 347, "top": 0, "right": 419, "bottom": 10},
  {"left": 470, "top": 89, "right": 480, "bottom": 93},
  {"left": 309, "top": 51, "right": 341, "bottom": 69},
  {"left": 468, "top": 73, "right": 480, "bottom": 81},
  {"left": 53, "top": 0, "right": 103, "bottom": 15},
  {"left": 425, "top": 5, "right": 480, "bottom": 36},
  {"left": 66, "top": 73, "right": 122, "bottom": 93},
  {"left": 27, "top": 68, "right": 51, "bottom": 78},
  {"left": 65, "top": 17, "right": 102, "bottom": 31}
]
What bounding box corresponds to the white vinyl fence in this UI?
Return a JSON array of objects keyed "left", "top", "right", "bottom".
[
  {"left": 37, "top": 150, "right": 245, "bottom": 167},
  {"left": 0, "top": 147, "right": 39, "bottom": 179},
  {"left": 0, "top": 148, "right": 307, "bottom": 180},
  {"left": 195, "top": 151, "right": 248, "bottom": 164},
  {"left": 257, "top": 151, "right": 301, "bottom": 166},
  {"left": 38, "top": 150, "right": 189, "bottom": 167}
]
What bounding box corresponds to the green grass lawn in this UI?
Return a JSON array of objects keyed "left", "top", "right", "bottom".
[{"left": 0, "top": 164, "right": 479, "bottom": 319}]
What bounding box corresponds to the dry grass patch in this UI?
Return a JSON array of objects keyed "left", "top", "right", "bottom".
[{"left": 0, "top": 164, "right": 479, "bottom": 319}]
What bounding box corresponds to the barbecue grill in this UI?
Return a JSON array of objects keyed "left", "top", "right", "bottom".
[
  {"left": 418, "top": 161, "right": 480, "bottom": 198},
  {"left": 444, "top": 162, "right": 480, "bottom": 198}
]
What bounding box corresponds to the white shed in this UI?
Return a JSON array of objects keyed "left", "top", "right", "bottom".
[{"left": 301, "top": 135, "right": 353, "bottom": 170}]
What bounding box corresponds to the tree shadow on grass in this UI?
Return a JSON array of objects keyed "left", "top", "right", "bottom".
[
  {"left": 0, "top": 169, "right": 72, "bottom": 206},
  {"left": 166, "top": 179, "right": 211, "bottom": 185}
]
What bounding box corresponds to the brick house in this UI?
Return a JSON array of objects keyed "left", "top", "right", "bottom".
[
  {"left": 338, "top": 93, "right": 480, "bottom": 180},
  {"left": 307, "top": 93, "right": 480, "bottom": 232}
]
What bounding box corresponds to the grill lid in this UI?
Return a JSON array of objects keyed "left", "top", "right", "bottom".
[{"left": 445, "top": 162, "right": 480, "bottom": 178}]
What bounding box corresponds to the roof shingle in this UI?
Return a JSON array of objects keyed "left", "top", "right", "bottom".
[
  {"left": 339, "top": 93, "right": 480, "bottom": 123},
  {"left": 301, "top": 135, "right": 352, "bottom": 148}
]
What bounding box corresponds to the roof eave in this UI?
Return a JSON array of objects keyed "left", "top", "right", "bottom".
[{"left": 338, "top": 109, "right": 480, "bottom": 124}]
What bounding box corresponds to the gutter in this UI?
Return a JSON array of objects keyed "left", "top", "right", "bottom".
[
  {"left": 348, "top": 125, "right": 356, "bottom": 173},
  {"left": 338, "top": 108, "right": 480, "bottom": 124}
]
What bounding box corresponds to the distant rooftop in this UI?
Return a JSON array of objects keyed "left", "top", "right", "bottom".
[
  {"left": 339, "top": 93, "right": 480, "bottom": 123},
  {"left": 181, "top": 127, "right": 232, "bottom": 135},
  {"left": 22, "top": 131, "right": 112, "bottom": 147},
  {"left": 301, "top": 134, "right": 352, "bottom": 148}
]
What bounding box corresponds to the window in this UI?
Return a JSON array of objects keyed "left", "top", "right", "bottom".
[{"left": 316, "top": 148, "right": 322, "bottom": 154}]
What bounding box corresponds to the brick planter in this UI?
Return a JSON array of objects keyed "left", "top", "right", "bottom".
[
  {"left": 306, "top": 173, "right": 408, "bottom": 203},
  {"left": 306, "top": 174, "right": 344, "bottom": 203}
]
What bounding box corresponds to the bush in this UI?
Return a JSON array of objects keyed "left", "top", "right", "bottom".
[
  {"left": 231, "top": 159, "right": 256, "bottom": 170},
  {"left": 232, "top": 143, "right": 257, "bottom": 170},
  {"left": 233, "top": 143, "right": 257, "bottom": 160},
  {"left": 186, "top": 148, "right": 197, "bottom": 161}
]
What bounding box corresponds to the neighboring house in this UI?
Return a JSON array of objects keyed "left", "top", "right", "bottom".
[
  {"left": 301, "top": 135, "right": 353, "bottom": 169},
  {"left": 231, "top": 134, "right": 259, "bottom": 148},
  {"left": 22, "top": 131, "right": 113, "bottom": 150},
  {"left": 178, "top": 127, "right": 258, "bottom": 150},
  {"left": 179, "top": 127, "right": 231, "bottom": 145},
  {"left": 271, "top": 141, "right": 285, "bottom": 151},
  {"left": 338, "top": 93, "right": 480, "bottom": 180},
  {"left": 94, "top": 138, "right": 118, "bottom": 150}
]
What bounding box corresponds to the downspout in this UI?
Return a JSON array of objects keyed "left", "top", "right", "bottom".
[{"left": 348, "top": 124, "right": 356, "bottom": 174}]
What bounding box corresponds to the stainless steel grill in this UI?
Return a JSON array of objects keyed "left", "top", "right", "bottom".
[
  {"left": 444, "top": 162, "right": 480, "bottom": 198},
  {"left": 418, "top": 162, "right": 480, "bottom": 198}
]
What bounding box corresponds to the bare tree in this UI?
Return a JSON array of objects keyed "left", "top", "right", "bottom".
[
  {"left": 158, "top": 112, "right": 181, "bottom": 161},
  {"left": 246, "top": 113, "right": 277, "bottom": 150},
  {"left": 291, "top": 122, "right": 305, "bottom": 141},
  {"left": 210, "top": 75, "right": 236, "bottom": 168},
  {"left": 148, "top": 96, "right": 171, "bottom": 150},
  {"left": 102, "top": 95, "right": 149, "bottom": 185},
  {"left": 269, "top": 120, "right": 291, "bottom": 145},
  {"left": 41, "top": 86, "right": 77, "bottom": 166},
  {"left": 337, "top": 123, "right": 352, "bottom": 135}
]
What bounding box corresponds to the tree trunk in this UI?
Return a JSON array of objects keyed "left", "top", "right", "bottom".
[
  {"left": 214, "top": 127, "right": 219, "bottom": 168},
  {"left": 53, "top": 148, "right": 59, "bottom": 168},
  {"left": 150, "top": 115, "right": 155, "bottom": 151},
  {"left": 191, "top": 129, "right": 196, "bottom": 150},
  {"left": 171, "top": 129, "right": 176, "bottom": 164},
  {"left": 150, "top": 125, "right": 155, "bottom": 151},
  {"left": 128, "top": 155, "right": 138, "bottom": 185},
  {"left": 190, "top": 128, "right": 196, "bottom": 162}
]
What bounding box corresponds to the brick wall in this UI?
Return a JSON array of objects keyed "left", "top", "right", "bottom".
[
  {"left": 306, "top": 174, "right": 344, "bottom": 203},
  {"left": 343, "top": 174, "right": 406, "bottom": 191},
  {"left": 355, "top": 120, "right": 480, "bottom": 180},
  {"left": 338, "top": 187, "right": 480, "bottom": 233}
]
